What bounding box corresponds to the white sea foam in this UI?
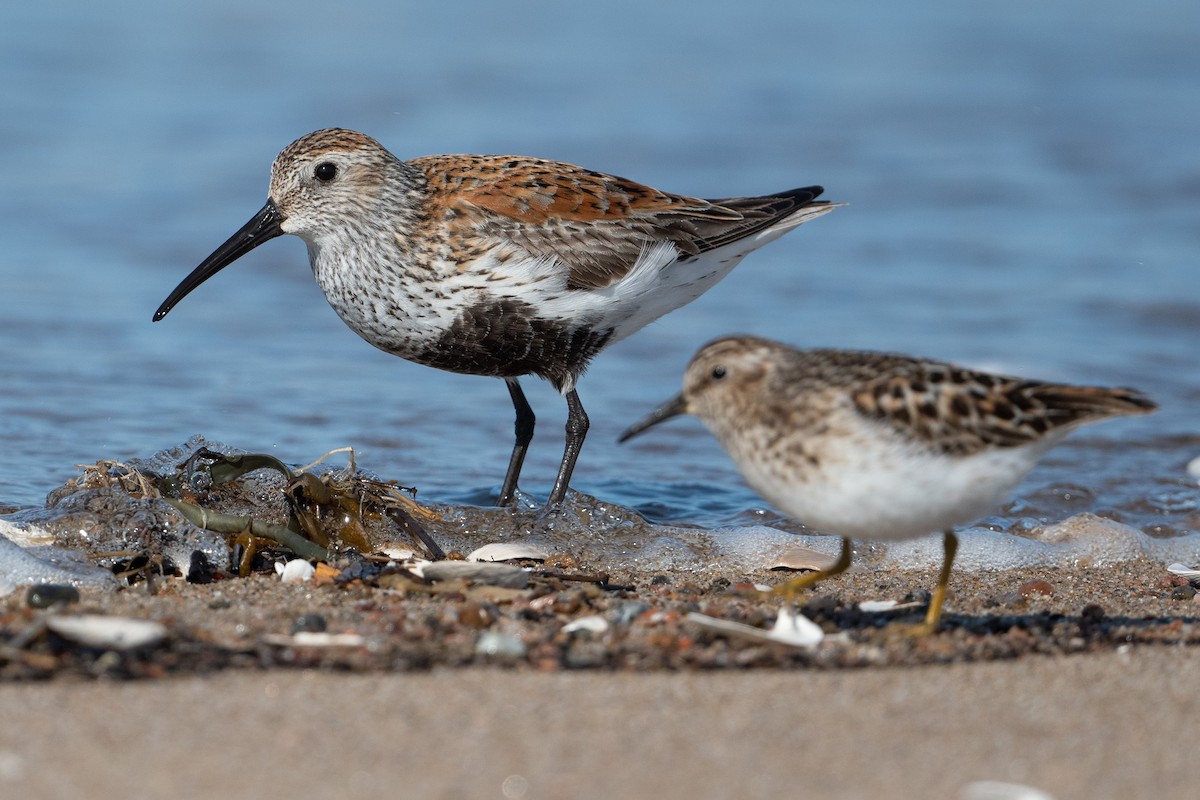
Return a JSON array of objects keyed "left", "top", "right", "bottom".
[{"left": 0, "top": 521, "right": 117, "bottom": 590}]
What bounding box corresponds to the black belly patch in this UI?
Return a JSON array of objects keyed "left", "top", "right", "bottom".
[{"left": 414, "top": 298, "right": 614, "bottom": 390}]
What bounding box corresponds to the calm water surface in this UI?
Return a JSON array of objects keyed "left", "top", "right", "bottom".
[{"left": 0, "top": 1, "right": 1197, "bottom": 537}]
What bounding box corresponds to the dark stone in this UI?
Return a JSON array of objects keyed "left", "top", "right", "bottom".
[
  {"left": 292, "top": 613, "right": 328, "bottom": 634},
  {"left": 25, "top": 584, "right": 80, "bottom": 609},
  {"left": 186, "top": 550, "right": 217, "bottom": 584},
  {"left": 1170, "top": 585, "right": 1196, "bottom": 601}
]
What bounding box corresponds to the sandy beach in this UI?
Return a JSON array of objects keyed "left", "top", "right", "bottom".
[
  {"left": 1, "top": 647, "right": 1194, "bottom": 800},
  {"left": 4, "top": 459, "right": 1198, "bottom": 800}
]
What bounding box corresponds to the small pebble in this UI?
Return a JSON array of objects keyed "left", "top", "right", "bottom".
[
  {"left": 1170, "top": 585, "right": 1196, "bottom": 601},
  {"left": 26, "top": 584, "right": 80, "bottom": 609},
  {"left": 457, "top": 602, "right": 495, "bottom": 629},
  {"left": 475, "top": 630, "right": 527, "bottom": 659},
  {"left": 1019, "top": 580, "right": 1055, "bottom": 599},
  {"left": 292, "top": 613, "right": 328, "bottom": 634},
  {"left": 805, "top": 594, "right": 840, "bottom": 614},
  {"left": 612, "top": 601, "right": 651, "bottom": 626}
]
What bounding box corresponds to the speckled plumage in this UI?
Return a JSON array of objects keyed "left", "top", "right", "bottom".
[
  {"left": 154, "top": 130, "right": 837, "bottom": 505},
  {"left": 620, "top": 335, "right": 1156, "bottom": 630}
]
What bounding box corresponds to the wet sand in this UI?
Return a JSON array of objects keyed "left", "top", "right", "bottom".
[{"left": 1, "top": 646, "right": 1194, "bottom": 800}]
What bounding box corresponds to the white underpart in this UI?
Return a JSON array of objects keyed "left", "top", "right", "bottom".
[{"left": 725, "top": 417, "right": 1067, "bottom": 542}]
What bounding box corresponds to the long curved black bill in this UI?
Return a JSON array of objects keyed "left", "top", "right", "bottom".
[
  {"left": 617, "top": 394, "right": 689, "bottom": 443},
  {"left": 152, "top": 200, "right": 285, "bottom": 322}
]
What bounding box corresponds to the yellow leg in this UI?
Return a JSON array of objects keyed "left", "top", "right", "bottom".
[
  {"left": 772, "top": 537, "right": 853, "bottom": 604},
  {"left": 917, "top": 530, "right": 958, "bottom": 634}
]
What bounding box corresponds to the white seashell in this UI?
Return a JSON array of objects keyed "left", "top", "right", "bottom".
[
  {"left": 562, "top": 615, "right": 609, "bottom": 634},
  {"left": 686, "top": 607, "right": 824, "bottom": 649},
  {"left": 292, "top": 632, "right": 364, "bottom": 647},
  {"left": 262, "top": 632, "right": 366, "bottom": 648},
  {"left": 960, "top": 781, "right": 1055, "bottom": 800},
  {"left": 769, "top": 543, "right": 841, "bottom": 571},
  {"left": 46, "top": 615, "right": 167, "bottom": 650},
  {"left": 857, "top": 599, "right": 923, "bottom": 612},
  {"left": 1166, "top": 563, "right": 1200, "bottom": 579},
  {"left": 275, "top": 560, "right": 315, "bottom": 583},
  {"left": 380, "top": 546, "right": 418, "bottom": 561},
  {"left": 858, "top": 599, "right": 900, "bottom": 612},
  {"left": 467, "top": 542, "right": 550, "bottom": 562}
]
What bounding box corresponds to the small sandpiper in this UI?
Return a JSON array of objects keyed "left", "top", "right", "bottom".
[
  {"left": 154, "top": 129, "right": 837, "bottom": 506},
  {"left": 619, "top": 335, "right": 1156, "bottom": 632}
]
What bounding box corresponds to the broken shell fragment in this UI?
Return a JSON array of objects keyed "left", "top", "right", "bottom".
[
  {"left": 467, "top": 542, "right": 551, "bottom": 562},
  {"left": 263, "top": 631, "right": 366, "bottom": 648},
  {"left": 857, "top": 599, "right": 923, "bottom": 613},
  {"left": 1166, "top": 563, "right": 1200, "bottom": 580},
  {"left": 562, "top": 615, "right": 609, "bottom": 635},
  {"left": 412, "top": 560, "right": 530, "bottom": 589},
  {"left": 769, "top": 544, "right": 841, "bottom": 572},
  {"left": 276, "top": 559, "right": 316, "bottom": 583},
  {"left": 45, "top": 615, "right": 167, "bottom": 650},
  {"left": 686, "top": 607, "right": 824, "bottom": 649}
]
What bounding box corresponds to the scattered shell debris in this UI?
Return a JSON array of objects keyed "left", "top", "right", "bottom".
[
  {"left": 263, "top": 632, "right": 367, "bottom": 649},
  {"left": 562, "top": 615, "right": 609, "bottom": 635},
  {"left": 857, "top": 599, "right": 922, "bottom": 613},
  {"left": 769, "top": 543, "right": 842, "bottom": 572},
  {"left": 44, "top": 615, "right": 167, "bottom": 651},
  {"left": 275, "top": 560, "right": 315, "bottom": 583},
  {"left": 467, "top": 542, "right": 550, "bottom": 562},
  {"left": 1166, "top": 563, "right": 1200, "bottom": 580},
  {"left": 1, "top": 436, "right": 1199, "bottom": 679},
  {"left": 687, "top": 607, "right": 826, "bottom": 650}
]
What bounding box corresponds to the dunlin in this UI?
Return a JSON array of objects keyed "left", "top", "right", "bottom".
[
  {"left": 619, "top": 335, "right": 1156, "bottom": 631},
  {"left": 154, "top": 129, "right": 837, "bottom": 505}
]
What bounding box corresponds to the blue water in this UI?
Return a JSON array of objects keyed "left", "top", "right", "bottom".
[{"left": 0, "top": 1, "right": 1197, "bottom": 536}]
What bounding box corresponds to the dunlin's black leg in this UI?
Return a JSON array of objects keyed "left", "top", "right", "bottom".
[
  {"left": 498, "top": 378, "right": 536, "bottom": 507},
  {"left": 547, "top": 389, "right": 589, "bottom": 506}
]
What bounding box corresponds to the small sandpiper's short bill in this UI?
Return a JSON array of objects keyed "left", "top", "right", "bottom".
[
  {"left": 154, "top": 129, "right": 839, "bottom": 506},
  {"left": 620, "top": 335, "right": 1156, "bottom": 632}
]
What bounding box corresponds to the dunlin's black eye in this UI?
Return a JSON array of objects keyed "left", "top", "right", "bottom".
[
  {"left": 314, "top": 162, "right": 338, "bottom": 181},
  {"left": 711, "top": 365, "right": 727, "bottom": 380}
]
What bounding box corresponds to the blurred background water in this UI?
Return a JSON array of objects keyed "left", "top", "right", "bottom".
[{"left": 0, "top": 0, "right": 1196, "bottom": 536}]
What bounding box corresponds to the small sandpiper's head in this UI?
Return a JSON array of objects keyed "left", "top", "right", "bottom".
[
  {"left": 618, "top": 335, "right": 779, "bottom": 442},
  {"left": 153, "top": 128, "right": 402, "bottom": 322}
]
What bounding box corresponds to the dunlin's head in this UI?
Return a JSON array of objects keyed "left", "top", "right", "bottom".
[{"left": 153, "top": 128, "right": 407, "bottom": 321}]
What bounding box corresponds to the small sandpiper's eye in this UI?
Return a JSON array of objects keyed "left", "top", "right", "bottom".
[
  {"left": 314, "top": 162, "right": 338, "bottom": 181},
  {"left": 711, "top": 365, "right": 727, "bottom": 380}
]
